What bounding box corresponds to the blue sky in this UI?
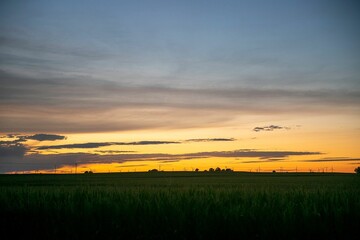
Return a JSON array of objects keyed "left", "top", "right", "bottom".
[{"left": 1, "top": 0, "right": 359, "bottom": 89}]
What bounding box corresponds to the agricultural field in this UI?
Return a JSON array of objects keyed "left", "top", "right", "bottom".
[{"left": 0, "top": 172, "right": 359, "bottom": 239}]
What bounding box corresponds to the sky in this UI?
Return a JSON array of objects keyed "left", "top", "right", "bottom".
[{"left": 0, "top": 0, "right": 359, "bottom": 173}]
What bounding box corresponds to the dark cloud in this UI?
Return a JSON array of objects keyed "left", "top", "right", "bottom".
[
  {"left": 37, "top": 141, "right": 180, "bottom": 150},
  {"left": 25, "top": 134, "right": 66, "bottom": 141},
  {"left": 37, "top": 142, "right": 113, "bottom": 150},
  {"left": 253, "top": 125, "right": 290, "bottom": 132},
  {"left": 0, "top": 143, "right": 27, "bottom": 158},
  {"left": 0, "top": 140, "right": 21, "bottom": 145},
  {"left": 0, "top": 133, "right": 66, "bottom": 143}
]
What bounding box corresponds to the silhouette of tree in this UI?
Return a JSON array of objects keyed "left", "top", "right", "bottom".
[
  {"left": 207, "top": 167, "right": 233, "bottom": 173},
  {"left": 148, "top": 169, "right": 158, "bottom": 172},
  {"left": 195, "top": 168, "right": 199, "bottom": 172},
  {"left": 355, "top": 166, "right": 360, "bottom": 174}
]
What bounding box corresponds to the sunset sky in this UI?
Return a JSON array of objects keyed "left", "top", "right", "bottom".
[{"left": 1, "top": 0, "right": 359, "bottom": 173}]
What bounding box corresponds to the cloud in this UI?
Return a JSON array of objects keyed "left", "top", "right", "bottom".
[
  {"left": 185, "top": 138, "right": 236, "bottom": 142},
  {"left": 129, "top": 141, "right": 180, "bottom": 145},
  {"left": 116, "top": 164, "right": 148, "bottom": 168},
  {"left": 185, "top": 150, "right": 321, "bottom": 159},
  {"left": 0, "top": 149, "right": 322, "bottom": 173},
  {"left": 94, "top": 150, "right": 137, "bottom": 154},
  {"left": 0, "top": 35, "right": 113, "bottom": 60},
  {"left": 253, "top": 125, "right": 290, "bottom": 132},
  {"left": 0, "top": 134, "right": 20, "bottom": 138},
  {"left": 0, "top": 143, "right": 27, "bottom": 158},
  {"left": 299, "top": 157, "right": 360, "bottom": 162},
  {"left": 36, "top": 141, "right": 180, "bottom": 150},
  {"left": 242, "top": 158, "right": 286, "bottom": 163},
  {"left": 0, "top": 133, "right": 66, "bottom": 142},
  {"left": 35, "top": 139, "right": 236, "bottom": 150},
  {"left": 25, "top": 134, "right": 66, "bottom": 141},
  {"left": 37, "top": 143, "right": 112, "bottom": 150},
  {"left": 1, "top": 70, "right": 359, "bottom": 133}
]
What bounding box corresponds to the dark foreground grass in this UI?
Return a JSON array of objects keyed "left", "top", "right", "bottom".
[{"left": 0, "top": 172, "right": 359, "bottom": 240}]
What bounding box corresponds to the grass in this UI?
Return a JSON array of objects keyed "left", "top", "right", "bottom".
[{"left": 0, "top": 172, "right": 359, "bottom": 239}]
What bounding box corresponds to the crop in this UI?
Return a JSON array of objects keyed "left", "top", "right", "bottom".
[{"left": 0, "top": 172, "right": 359, "bottom": 239}]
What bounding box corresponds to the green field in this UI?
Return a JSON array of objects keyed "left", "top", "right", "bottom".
[{"left": 0, "top": 172, "right": 359, "bottom": 239}]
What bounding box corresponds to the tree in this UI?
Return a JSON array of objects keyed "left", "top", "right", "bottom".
[{"left": 355, "top": 166, "right": 360, "bottom": 174}]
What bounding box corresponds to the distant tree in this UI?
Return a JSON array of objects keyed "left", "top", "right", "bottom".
[
  {"left": 225, "top": 168, "right": 233, "bottom": 172},
  {"left": 195, "top": 168, "right": 199, "bottom": 172},
  {"left": 148, "top": 169, "right": 158, "bottom": 172},
  {"left": 215, "top": 167, "right": 221, "bottom": 172},
  {"left": 355, "top": 167, "right": 360, "bottom": 174},
  {"left": 272, "top": 170, "right": 276, "bottom": 173},
  {"left": 209, "top": 168, "right": 214, "bottom": 172}
]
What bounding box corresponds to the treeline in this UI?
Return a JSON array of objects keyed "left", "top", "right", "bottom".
[
  {"left": 204, "top": 167, "right": 233, "bottom": 172},
  {"left": 148, "top": 167, "right": 233, "bottom": 172}
]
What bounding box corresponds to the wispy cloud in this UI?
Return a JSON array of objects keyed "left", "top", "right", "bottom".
[
  {"left": 94, "top": 150, "right": 137, "bottom": 154},
  {"left": 1, "top": 70, "right": 359, "bottom": 133},
  {"left": 253, "top": 125, "right": 290, "bottom": 132},
  {"left": 116, "top": 164, "right": 147, "bottom": 168},
  {"left": 299, "top": 157, "right": 360, "bottom": 162},
  {"left": 185, "top": 138, "right": 236, "bottom": 142},
  {"left": 0, "top": 35, "right": 113, "bottom": 60}
]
